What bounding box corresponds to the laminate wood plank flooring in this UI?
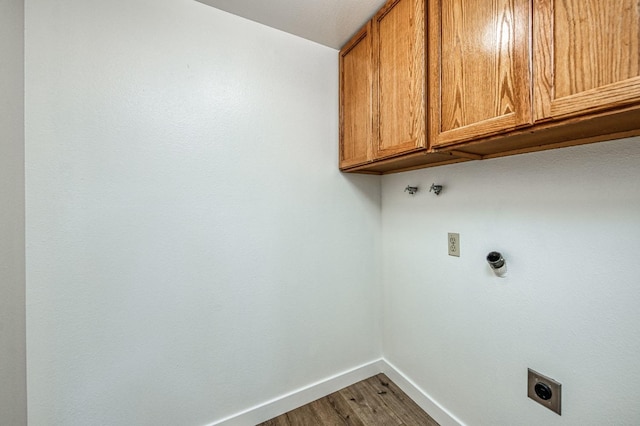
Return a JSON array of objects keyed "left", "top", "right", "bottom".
[{"left": 257, "top": 374, "right": 439, "bottom": 426}]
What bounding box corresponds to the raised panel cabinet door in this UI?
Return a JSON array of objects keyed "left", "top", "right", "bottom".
[
  {"left": 533, "top": 0, "right": 640, "bottom": 121},
  {"left": 429, "top": 0, "right": 533, "bottom": 148},
  {"left": 372, "top": 0, "right": 427, "bottom": 159},
  {"left": 340, "top": 23, "right": 373, "bottom": 169}
]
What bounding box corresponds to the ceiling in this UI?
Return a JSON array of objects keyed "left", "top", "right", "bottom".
[{"left": 195, "top": 0, "right": 387, "bottom": 49}]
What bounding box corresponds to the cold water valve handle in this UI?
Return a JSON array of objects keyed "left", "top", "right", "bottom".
[{"left": 404, "top": 185, "right": 418, "bottom": 195}]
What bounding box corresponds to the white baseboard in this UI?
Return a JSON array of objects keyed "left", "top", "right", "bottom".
[
  {"left": 210, "top": 359, "right": 385, "bottom": 426},
  {"left": 211, "top": 358, "right": 463, "bottom": 426},
  {"left": 380, "top": 359, "right": 465, "bottom": 426}
]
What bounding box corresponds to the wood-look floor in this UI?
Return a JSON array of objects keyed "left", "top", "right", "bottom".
[{"left": 257, "top": 374, "right": 439, "bottom": 426}]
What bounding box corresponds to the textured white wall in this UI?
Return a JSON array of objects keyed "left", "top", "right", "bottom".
[
  {"left": 25, "top": 0, "right": 381, "bottom": 425},
  {"left": 0, "top": 0, "right": 27, "bottom": 424},
  {"left": 26, "top": 1, "right": 640, "bottom": 425},
  {"left": 381, "top": 138, "right": 640, "bottom": 425}
]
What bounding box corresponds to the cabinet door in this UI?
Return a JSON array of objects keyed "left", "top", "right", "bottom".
[
  {"left": 533, "top": 0, "right": 640, "bottom": 121},
  {"left": 339, "top": 23, "right": 373, "bottom": 169},
  {"left": 372, "top": 0, "right": 427, "bottom": 159},
  {"left": 429, "top": 0, "right": 533, "bottom": 148}
]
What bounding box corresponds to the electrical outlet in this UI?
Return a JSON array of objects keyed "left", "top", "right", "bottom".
[
  {"left": 448, "top": 233, "right": 460, "bottom": 257},
  {"left": 528, "top": 369, "right": 562, "bottom": 415}
]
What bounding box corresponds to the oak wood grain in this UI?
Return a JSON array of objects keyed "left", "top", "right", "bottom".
[
  {"left": 339, "top": 23, "right": 373, "bottom": 169},
  {"left": 373, "top": 0, "right": 427, "bottom": 159},
  {"left": 433, "top": 106, "right": 640, "bottom": 158},
  {"left": 341, "top": 0, "right": 640, "bottom": 175},
  {"left": 533, "top": 0, "right": 640, "bottom": 120},
  {"left": 430, "top": 0, "right": 532, "bottom": 147},
  {"left": 341, "top": 150, "right": 468, "bottom": 174}
]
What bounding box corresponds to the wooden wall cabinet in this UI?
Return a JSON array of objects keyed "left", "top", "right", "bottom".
[
  {"left": 340, "top": 0, "right": 640, "bottom": 174},
  {"left": 428, "top": 0, "right": 533, "bottom": 148},
  {"left": 339, "top": 23, "right": 373, "bottom": 169},
  {"left": 372, "top": 0, "right": 426, "bottom": 159},
  {"left": 339, "top": 0, "right": 466, "bottom": 173},
  {"left": 532, "top": 0, "right": 640, "bottom": 122},
  {"left": 430, "top": 0, "right": 640, "bottom": 159}
]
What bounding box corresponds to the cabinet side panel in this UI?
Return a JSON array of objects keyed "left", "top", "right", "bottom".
[
  {"left": 553, "top": 0, "right": 640, "bottom": 99},
  {"left": 340, "top": 27, "right": 372, "bottom": 168}
]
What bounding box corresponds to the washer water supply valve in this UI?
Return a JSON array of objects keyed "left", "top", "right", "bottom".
[
  {"left": 429, "top": 183, "right": 443, "bottom": 195},
  {"left": 404, "top": 185, "right": 418, "bottom": 195}
]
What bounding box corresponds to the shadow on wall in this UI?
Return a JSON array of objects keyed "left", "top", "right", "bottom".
[{"left": 341, "top": 173, "right": 382, "bottom": 209}]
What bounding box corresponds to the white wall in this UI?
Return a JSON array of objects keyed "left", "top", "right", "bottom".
[
  {"left": 382, "top": 138, "right": 640, "bottom": 425},
  {"left": 25, "top": 1, "right": 640, "bottom": 425},
  {"left": 25, "top": 0, "right": 381, "bottom": 425},
  {"left": 0, "top": 0, "right": 27, "bottom": 424}
]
